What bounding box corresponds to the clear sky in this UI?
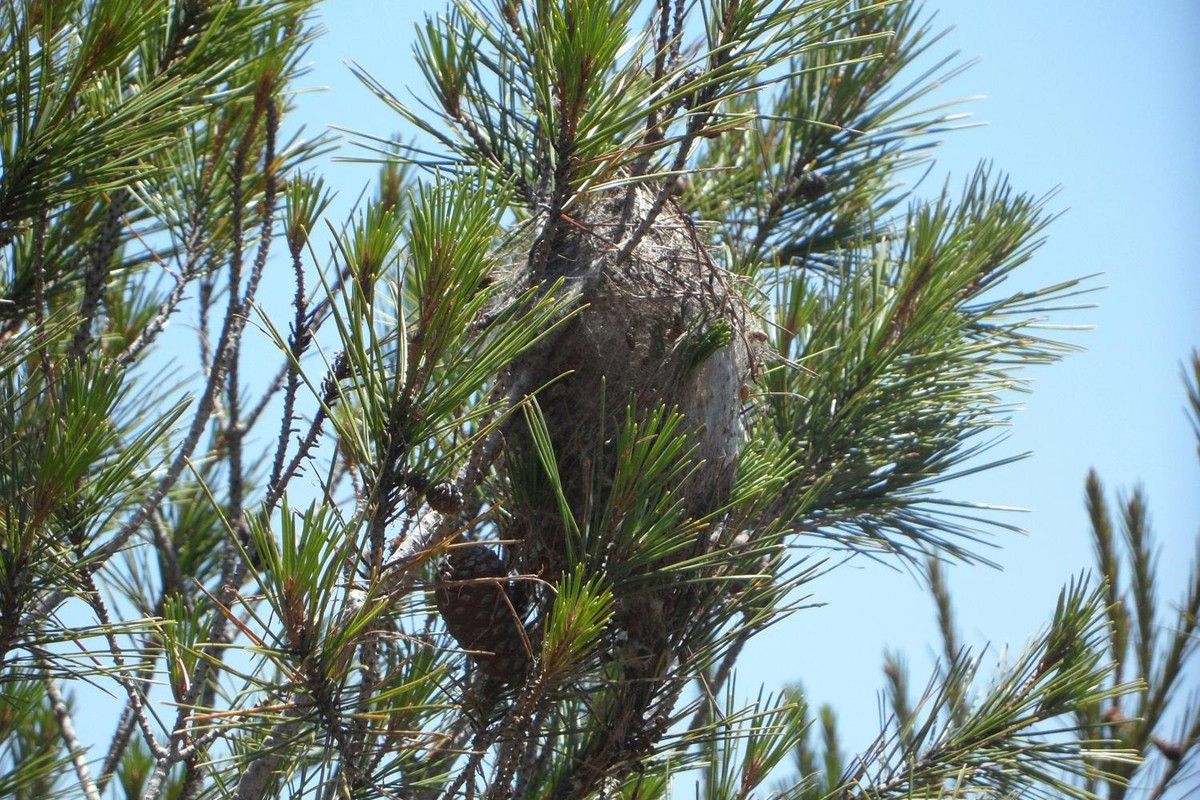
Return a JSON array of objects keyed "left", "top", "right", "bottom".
[{"left": 289, "top": 0, "right": 1199, "bottom": 792}]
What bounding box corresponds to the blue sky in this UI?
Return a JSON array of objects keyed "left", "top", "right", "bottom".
[{"left": 286, "top": 0, "right": 1199, "bottom": 791}]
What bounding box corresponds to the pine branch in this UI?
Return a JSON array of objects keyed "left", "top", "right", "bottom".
[{"left": 832, "top": 580, "right": 1135, "bottom": 800}]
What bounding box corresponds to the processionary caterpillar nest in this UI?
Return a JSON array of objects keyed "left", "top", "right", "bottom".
[
  {"left": 510, "top": 184, "right": 761, "bottom": 566},
  {"left": 438, "top": 183, "right": 765, "bottom": 682}
]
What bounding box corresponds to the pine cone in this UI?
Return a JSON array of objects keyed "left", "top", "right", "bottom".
[{"left": 435, "top": 545, "right": 531, "bottom": 681}]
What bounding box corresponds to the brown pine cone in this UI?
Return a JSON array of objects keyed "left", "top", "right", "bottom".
[{"left": 435, "top": 545, "right": 531, "bottom": 681}]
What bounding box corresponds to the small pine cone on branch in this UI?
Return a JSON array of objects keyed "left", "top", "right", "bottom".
[{"left": 435, "top": 545, "right": 531, "bottom": 682}]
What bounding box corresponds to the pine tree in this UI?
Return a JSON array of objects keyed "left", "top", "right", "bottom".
[{"left": 0, "top": 2, "right": 1194, "bottom": 799}]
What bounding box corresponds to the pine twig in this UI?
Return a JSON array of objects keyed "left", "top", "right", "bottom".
[
  {"left": 44, "top": 672, "right": 103, "bottom": 800},
  {"left": 82, "top": 574, "right": 167, "bottom": 759},
  {"left": 69, "top": 190, "right": 129, "bottom": 360}
]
